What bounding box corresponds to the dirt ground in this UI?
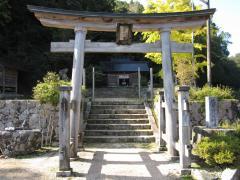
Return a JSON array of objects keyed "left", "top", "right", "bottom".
[{"left": 0, "top": 143, "right": 181, "bottom": 180}]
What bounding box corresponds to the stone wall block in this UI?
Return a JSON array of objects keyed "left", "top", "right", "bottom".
[
  {"left": 29, "top": 114, "right": 40, "bottom": 129},
  {"left": 0, "top": 129, "right": 42, "bottom": 156},
  {"left": 0, "top": 101, "right": 5, "bottom": 109},
  {"left": 27, "top": 100, "right": 37, "bottom": 109}
]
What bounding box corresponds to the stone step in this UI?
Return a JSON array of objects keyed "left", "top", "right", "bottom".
[
  {"left": 87, "top": 119, "right": 149, "bottom": 124},
  {"left": 89, "top": 114, "right": 148, "bottom": 119},
  {"left": 85, "top": 130, "right": 153, "bottom": 136},
  {"left": 91, "top": 104, "right": 145, "bottom": 110},
  {"left": 84, "top": 135, "right": 155, "bottom": 143},
  {"left": 92, "top": 101, "right": 143, "bottom": 105},
  {"left": 90, "top": 109, "right": 146, "bottom": 114},
  {"left": 86, "top": 124, "right": 151, "bottom": 130}
]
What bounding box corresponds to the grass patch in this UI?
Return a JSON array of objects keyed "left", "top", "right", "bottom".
[{"left": 180, "top": 175, "right": 194, "bottom": 180}]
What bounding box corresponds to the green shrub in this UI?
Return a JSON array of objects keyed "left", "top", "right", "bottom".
[
  {"left": 220, "top": 120, "right": 240, "bottom": 130},
  {"left": 190, "top": 85, "right": 234, "bottom": 101},
  {"left": 33, "top": 72, "right": 70, "bottom": 106},
  {"left": 193, "top": 131, "right": 240, "bottom": 166}
]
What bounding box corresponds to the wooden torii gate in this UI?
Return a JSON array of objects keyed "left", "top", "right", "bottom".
[{"left": 28, "top": 5, "right": 215, "bottom": 162}]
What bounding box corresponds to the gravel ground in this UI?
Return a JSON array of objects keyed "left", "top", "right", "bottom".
[{"left": 0, "top": 143, "right": 181, "bottom": 180}]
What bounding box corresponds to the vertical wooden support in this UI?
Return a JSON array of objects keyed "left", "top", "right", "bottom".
[
  {"left": 158, "top": 90, "right": 165, "bottom": 151},
  {"left": 178, "top": 86, "right": 191, "bottom": 174},
  {"left": 150, "top": 68, "right": 153, "bottom": 100},
  {"left": 205, "top": 96, "right": 218, "bottom": 128},
  {"left": 161, "top": 29, "right": 177, "bottom": 158},
  {"left": 138, "top": 67, "right": 141, "bottom": 99},
  {"left": 57, "top": 86, "right": 72, "bottom": 177},
  {"left": 83, "top": 68, "right": 86, "bottom": 88},
  {"left": 70, "top": 26, "right": 87, "bottom": 159},
  {"left": 92, "top": 67, "right": 95, "bottom": 101}
]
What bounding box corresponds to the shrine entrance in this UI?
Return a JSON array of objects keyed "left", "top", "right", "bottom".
[{"left": 28, "top": 5, "right": 215, "bottom": 176}]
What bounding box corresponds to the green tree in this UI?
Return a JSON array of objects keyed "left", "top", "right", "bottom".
[
  {"left": 114, "top": 0, "right": 144, "bottom": 13},
  {"left": 230, "top": 53, "right": 240, "bottom": 66},
  {"left": 143, "top": 0, "right": 206, "bottom": 86},
  {"left": 195, "top": 23, "right": 240, "bottom": 88},
  {"left": 0, "top": 0, "right": 11, "bottom": 26},
  {"left": 114, "top": 0, "right": 129, "bottom": 13},
  {"left": 0, "top": 0, "right": 118, "bottom": 95},
  {"left": 129, "top": 0, "right": 144, "bottom": 13}
]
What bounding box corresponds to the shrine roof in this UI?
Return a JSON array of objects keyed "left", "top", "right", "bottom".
[
  {"left": 28, "top": 5, "right": 215, "bottom": 31},
  {"left": 104, "top": 62, "right": 149, "bottom": 73}
]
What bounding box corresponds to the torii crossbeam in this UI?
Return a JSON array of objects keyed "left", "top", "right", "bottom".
[{"left": 51, "top": 40, "right": 193, "bottom": 53}]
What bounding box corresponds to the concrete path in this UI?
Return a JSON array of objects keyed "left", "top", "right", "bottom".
[
  {"left": 70, "top": 143, "right": 180, "bottom": 180},
  {"left": 0, "top": 143, "right": 181, "bottom": 180}
]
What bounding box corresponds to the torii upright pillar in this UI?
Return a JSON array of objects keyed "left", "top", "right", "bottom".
[
  {"left": 70, "top": 25, "right": 87, "bottom": 158},
  {"left": 161, "top": 28, "right": 177, "bottom": 158}
]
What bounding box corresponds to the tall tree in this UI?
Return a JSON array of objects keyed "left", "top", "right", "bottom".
[
  {"left": 0, "top": 0, "right": 11, "bottom": 26},
  {"left": 0, "top": 0, "right": 117, "bottom": 95},
  {"left": 114, "top": 0, "right": 144, "bottom": 13},
  {"left": 143, "top": 0, "right": 206, "bottom": 86}
]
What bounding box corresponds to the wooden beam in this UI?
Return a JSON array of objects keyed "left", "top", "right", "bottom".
[
  {"left": 51, "top": 40, "right": 193, "bottom": 53},
  {"left": 40, "top": 18, "right": 206, "bottom": 32}
]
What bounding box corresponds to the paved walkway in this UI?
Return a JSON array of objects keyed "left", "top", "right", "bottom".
[
  {"left": 70, "top": 143, "right": 180, "bottom": 180},
  {"left": 0, "top": 143, "right": 181, "bottom": 180}
]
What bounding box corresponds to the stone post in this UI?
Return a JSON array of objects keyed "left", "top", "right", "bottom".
[
  {"left": 57, "top": 86, "right": 72, "bottom": 177},
  {"left": 177, "top": 86, "right": 191, "bottom": 174},
  {"left": 150, "top": 68, "right": 153, "bottom": 101},
  {"left": 205, "top": 96, "right": 218, "bottom": 128},
  {"left": 83, "top": 68, "right": 86, "bottom": 88},
  {"left": 158, "top": 90, "right": 165, "bottom": 151},
  {"left": 92, "top": 67, "right": 95, "bottom": 101},
  {"left": 161, "top": 28, "right": 177, "bottom": 158},
  {"left": 70, "top": 26, "right": 87, "bottom": 159},
  {"left": 138, "top": 67, "right": 141, "bottom": 99}
]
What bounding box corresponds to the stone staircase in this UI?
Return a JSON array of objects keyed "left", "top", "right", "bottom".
[{"left": 84, "top": 100, "right": 155, "bottom": 143}]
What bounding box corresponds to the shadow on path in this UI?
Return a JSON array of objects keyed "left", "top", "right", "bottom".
[{"left": 71, "top": 149, "right": 179, "bottom": 180}]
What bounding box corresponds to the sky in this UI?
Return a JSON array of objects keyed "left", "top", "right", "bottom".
[{"left": 124, "top": 0, "right": 240, "bottom": 57}]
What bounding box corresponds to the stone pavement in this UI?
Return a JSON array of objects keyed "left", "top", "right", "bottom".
[
  {"left": 0, "top": 143, "right": 181, "bottom": 179},
  {"left": 69, "top": 143, "right": 180, "bottom": 180}
]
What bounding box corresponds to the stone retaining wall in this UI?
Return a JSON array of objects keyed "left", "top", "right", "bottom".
[
  {"left": 0, "top": 100, "right": 59, "bottom": 142},
  {"left": 0, "top": 129, "right": 41, "bottom": 157},
  {"left": 153, "top": 99, "right": 239, "bottom": 127},
  {"left": 0, "top": 99, "right": 239, "bottom": 146}
]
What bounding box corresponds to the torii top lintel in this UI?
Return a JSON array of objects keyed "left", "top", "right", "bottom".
[{"left": 27, "top": 5, "right": 215, "bottom": 32}]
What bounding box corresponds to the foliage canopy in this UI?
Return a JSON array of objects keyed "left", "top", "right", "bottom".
[
  {"left": 143, "top": 0, "right": 206, "bottom": 86},
  {"left": 33, "top": 72, "right": 70, "bottom": 106},
  {"left": 189, "top": 85, "right": 234, "bottom": 101}
]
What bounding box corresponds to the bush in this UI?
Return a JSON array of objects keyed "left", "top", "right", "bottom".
[
  {"left": 33, "top": 72, "right": 70, "bottom": 106},
  {"left": 193, "top": 131, "right": 240, "bottom": 166},
  {"left": 190, "top": 85, "right": 234, "bottom": 101}
]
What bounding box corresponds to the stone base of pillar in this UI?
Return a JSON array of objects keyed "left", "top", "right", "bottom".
[
  {"left": 56, "top": 169, "right": 73, "bottom": 177},
  {"left": 180, "top": 169, "right": 191, "bottom": 176},
  {"left": 70, "top": 140, "right": 78, "bottom": 159},
  {"left": 78, "top": 132, "right": 84, "bottom": 148}
]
